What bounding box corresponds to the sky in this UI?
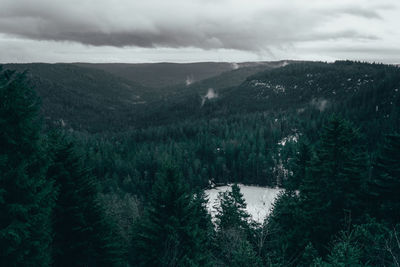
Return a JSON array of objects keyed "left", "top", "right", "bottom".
[{"left": 0, "top": 0, "right": 399, "bottom": 63}]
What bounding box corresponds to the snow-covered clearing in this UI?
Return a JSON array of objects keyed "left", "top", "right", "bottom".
[{"left": 205, "top": 184, "right": 282, "bottom": 224}]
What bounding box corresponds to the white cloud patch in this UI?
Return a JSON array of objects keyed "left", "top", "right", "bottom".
[
  {"left": 231, "top": 62, "right": 240, "bottom": 70},
  {"left": 185, "top": 75, "right": 194, "bottom": 86},
  {"left": 201, "top": 88, "right": 218, "bottom": 106},
  {"left": 311, "top": 98, "right": 329, "bottom": 112}
]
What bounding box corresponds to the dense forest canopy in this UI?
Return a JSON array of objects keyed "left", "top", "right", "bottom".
[{"left": 1, "top": 61, "right": 400, "bottom": 266}]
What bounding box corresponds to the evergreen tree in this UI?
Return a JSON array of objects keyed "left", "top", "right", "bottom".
[
  {"left": 0, "top": 69, "right": 55, "bottom": 266},
  {"left": 215, "top": 227, "right": 262, "bottom": 267},
  {"left": 351, "top": 219, "right": 397, "bottom": 266},
  {"left": 299, "top": 243, "right": 319, "bottom": 267},
  {"left": 285, "top": 140, "right": 312, "bottom": 191},
  {"left": 264, "top": 191, "right": 309, "bottom": 266},
  {"left": 369, "top": 133, "right": 400, "bottom": 224},
  {"left": 215, "top": 184, "right": 250, "bottom": 232},
  {"left": 130, "top": 163, "right": 212, "bottom": 266},
  {"left": 299, "top": 115, "right": 368, "bottom": 253},
  {"left": 319, "top": 231, "right": 363, "bottom": 267},
  {"left": 48, "top": 135, "right": 124, "bottom": 267},
  {"left": 214, "top": 184, "right": 262, "bottom": 266},
  {"left": 192, "top": 189, "right": 215, "bottom": 251}
]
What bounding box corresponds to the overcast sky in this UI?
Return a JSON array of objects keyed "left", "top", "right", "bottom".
[{"left": 0, "top": 0, "right": 399, "bottom": 63}]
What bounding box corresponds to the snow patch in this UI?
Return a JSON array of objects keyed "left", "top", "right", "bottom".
[
  {"left": 205, "top": 184, "right": 282, "bottom": 224},
  {"left": 278, "top": 133, "right": 299, "bottom": 147},
  {"left": 274, "top": 85, "right": 285, "bottom": 93},
  {"left": 250, "top": 80, "right": 286, "bottom": 94}
]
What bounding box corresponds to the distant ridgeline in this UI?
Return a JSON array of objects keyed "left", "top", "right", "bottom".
[
  {"left": 2, "top": 61, "right": 399, "bottom": 135},
  {"left": 1, "top": 61, "right": 399, "bottom": 188}
]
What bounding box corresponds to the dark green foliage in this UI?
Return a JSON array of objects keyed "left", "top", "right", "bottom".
[
  {"left": 298, "top": 243, "right": 319, "bottom": 267},
  {"left": 264, "top": 116, "right": 370, "bottom": 266},
  {"left": 79, "top": 112, "right": 286, "bottom": 197},
  {"left": 324, "top": 231, "right": 364, "bottom": 267},
  {"left": 215, "top": 228, "right": 262, "bottom": 267},
  {"left": 213, "top": 184, "right": 262, "bottom": 266},
  {"left": 215, "top": 184, "right": 251, "bottom": 232},
  {"left": 48, "top": 135, "right": 124, "bottom": 267},
  {"left": 300, "top": 116, "right": 368, "bottom": 252},
  {"left": 351, "top": 219, "right": 399, "bottom": 266},
  {"left": 130, "top": 163, "right": 212, "bottom": 266},
  {"left": 0, "top": 68, "right": 55, "bottom": 266},
  {"left": 265, "top": 191, "right": 308, "bottom": 266},
  {"left": 369, "top": 133, "right": 400, "bottom": 224},
  {"left": 285, "top": 139, "right": 312, "bottom": 191},
  {"left": 1, "top": 60, "right": 400, "bottom": 266},
  {"left": 98, "top": 191, "right": 140, "bottom": 252},
  {"left": 312, "top": 221, "right": 400, "bottom": 266}
]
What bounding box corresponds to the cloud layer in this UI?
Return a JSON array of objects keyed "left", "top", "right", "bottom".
[{"left": 0, "top": 0, "right": 399, "bottom": 62}]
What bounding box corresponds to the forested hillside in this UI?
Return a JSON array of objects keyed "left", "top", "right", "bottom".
[
  {"left": 1, "top": 61, "right": 400, "bottom": 266},
  {"left": 3, "top": 60, "right": 297, "bottom": 131},
  {"left": 74, "top": 61, "right": 285, "bottom": 88}
]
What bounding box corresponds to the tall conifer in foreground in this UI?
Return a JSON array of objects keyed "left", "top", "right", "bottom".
[
  {"left": 215, "top": 184, "right": 250, "bottom": 232},
  {"left": 48, "top": 135, "right": 124, "bottom": 267},
  {"left": 300, "top": 115, "right": 368, "bottom": 253},
  {"left": 0, "top": 68, "right": 54, "bottom": 266},
  {"left": 369, "top": 133, "right": 400, "bottom": 224},
  {"left": 130, "top": 163, "right": 212, "bottom": 266},
  {"left": 285, "top": 140, "right": 312, "bottom": 191},
  {"left": 214, "top": 184, "right": 261, "bottom": 266}
]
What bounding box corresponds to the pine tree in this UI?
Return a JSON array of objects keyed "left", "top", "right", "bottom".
[
  {"left": 214, "top": 184, "right": 262, "bottom": 266},
  {"left": 265, "top": 191, "right": 309, "bottom": 266},
  {"left": 285, "top": 140, "right": 312, "bottom": 191},
  {"left": 0, "top": 68, "right": 55, "bottom": 266},
  {"left": 192, "top": 189, "right": 215, "bottom": 250},
  {"left": 216, "top": 227, "right": 262, "bottom": 267},
  {"left": 324, "top": 231, "right": 363, "bottom": 267},
  {"left": 215, "top": 184, "right": 250, "bottom": 232},
  {"left": 130, "top": 163, "right": 212, "bottom": 266},
  {"left": 48, "top": 135, "right": 124, "bottom": 267},
  {"left": 299, "top": 115, "right": 368, "bottom": 253},
  {"left": 298, "top": 242, "right": 319, "bottom": 267},
  {"left": 369, "top": 133, "right": 400, "bottom": 224}
]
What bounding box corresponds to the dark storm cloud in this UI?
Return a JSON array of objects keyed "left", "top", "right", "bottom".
[
  {"left": 0, "top": 0, "right": 399, "bottom": 63},
  {"left": 0, "top": 0, "right": 391, "bottom": 50}
]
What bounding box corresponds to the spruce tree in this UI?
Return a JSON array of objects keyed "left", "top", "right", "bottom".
[
  {"left": 285, "top": 140, "right": 312, "bottom": 191},
  {"left": 48, "top": 135, "right": 124, "bottom": 267},
  {"left": 300, "top": 115, "right": 368, "bottom": 253},
  {"left": 265, "top": 191, "right": 308, "bottom": 266},
  {"left": 369, "top": 133, "right": 400, "bottom": 224},
  {"left": 323, "top": 231, "right": 363, "bottom": 267},
  {"left": 215, "top": 184, "right": 250, "bottom": 232},
  {"left": 214, "top": 184, "right": 262, "bottom": 266},
  {"left": 130, "top": 163, "right": 212, "bottom": 266},
  {"left": 216, "top": 227, "right": 262, "bottom": 267},
  {"left": 0, "top": 68, "right": 55, "bottom": 266}
]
